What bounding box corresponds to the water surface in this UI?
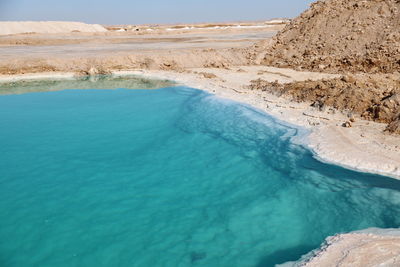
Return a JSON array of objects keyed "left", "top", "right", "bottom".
[{"left": 0, "top": 82, "right": 399, "bottom": 267}]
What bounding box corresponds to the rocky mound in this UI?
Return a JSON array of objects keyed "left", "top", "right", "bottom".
[
  {"left": 0, "top": 21, "right": 108, "bottom": 36},
  {"left": 262, "top": 0, "right": 400, "bottom": 73}
]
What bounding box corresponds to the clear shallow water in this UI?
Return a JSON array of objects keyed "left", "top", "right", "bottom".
[{"left": 0, "top": 85, "right": 400, "bottom": 267}]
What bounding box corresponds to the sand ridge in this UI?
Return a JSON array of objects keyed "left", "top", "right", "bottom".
[{"left": 0, "top": 21, "right": 108, "bottom": 35}]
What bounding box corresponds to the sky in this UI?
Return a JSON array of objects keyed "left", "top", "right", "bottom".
[{"left": 0, "top": 0, "right": 315, "bottom": 25}]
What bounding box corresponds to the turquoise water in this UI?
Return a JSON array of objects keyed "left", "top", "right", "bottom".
[{"left": 0, "top": 85, "right": 400, "bottom": 267}]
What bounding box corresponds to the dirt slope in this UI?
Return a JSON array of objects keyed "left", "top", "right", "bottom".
[
  {"left": 250, "top": 74, "right": 400, "bottom": 133},
  {"left": 262, "top": 0, "right": 400, "bottom": 73}
]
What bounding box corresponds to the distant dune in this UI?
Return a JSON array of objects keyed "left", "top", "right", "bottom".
[{"left": 0, "top": 21, "right": 108, "bottom": 35}]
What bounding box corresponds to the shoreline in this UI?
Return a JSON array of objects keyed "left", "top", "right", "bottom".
[
  {"left": 118, "top": 68, "right": 400, "bottom": 180},
  {"left": 0, "top": 68, "right": 399, "bottom": 179},
  {"left": 130, "top": 67, "right": 400, "bottom": 267}
]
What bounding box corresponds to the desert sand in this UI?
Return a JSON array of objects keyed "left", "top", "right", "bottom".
[{"left": 0, "top": 5, "right": 399, "bottom": 265}]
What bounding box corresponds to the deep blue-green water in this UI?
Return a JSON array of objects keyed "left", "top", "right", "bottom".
[{"left": 0, "top": 86, "right": 400, "bottom": 267}]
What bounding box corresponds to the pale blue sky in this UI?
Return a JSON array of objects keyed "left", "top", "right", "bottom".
[{"left": 0, "top": 0, "right": 315, "bottom": 25}]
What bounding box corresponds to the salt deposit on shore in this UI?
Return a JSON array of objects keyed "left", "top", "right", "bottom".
[
  {"left": 118, "top": 67, "right": 400, "bottom": 179},
  {"left": 297, "top": 228, "right": 400, "bottom": 267},
  {"left": 1, "top": 67, "right": 398, "bottom": 180}
]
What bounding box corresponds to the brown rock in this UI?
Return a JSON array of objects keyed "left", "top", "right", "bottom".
[
  {"left": 342, "top": 121, "right": 352, "bottom": 128},
  {"left": 198, "top": 72, "right": 217, "bottom": 79},
  {"left": 386, "top": 113, "right": 400, "bottom": 134}
]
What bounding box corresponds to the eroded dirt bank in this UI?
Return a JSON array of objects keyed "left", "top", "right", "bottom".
[{"left": 250, "top": 74, "right": 400, "bottom": 134}]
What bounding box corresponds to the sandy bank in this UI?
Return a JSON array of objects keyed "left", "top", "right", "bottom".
[{"left": 0, "top": 21, "right": 107, "bottom": 36}]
